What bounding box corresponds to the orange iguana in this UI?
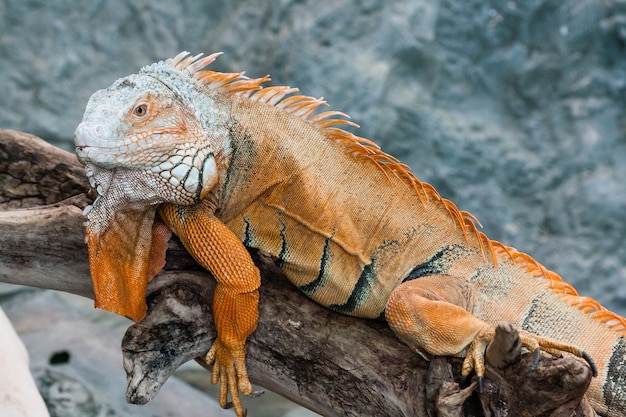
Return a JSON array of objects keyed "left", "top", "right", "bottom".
[{"left": 74, "top": 51, "right": 626, "bottom": 416}]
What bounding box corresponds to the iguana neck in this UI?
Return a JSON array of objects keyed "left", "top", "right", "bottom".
[{"left": 210, "top": 96, "right": 336, "bottom": 222}]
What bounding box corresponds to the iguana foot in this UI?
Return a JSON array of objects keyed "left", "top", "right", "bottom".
[
  {"left": 206, "top": 340, "right": 253, "bottom": 417},
  {"left": 462, "top": 323, "right": 598, "bottom": 392}
]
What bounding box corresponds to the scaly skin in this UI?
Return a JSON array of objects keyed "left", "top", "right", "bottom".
[{"left": 75, "top": 52, "right": 626, "bottom": 416}]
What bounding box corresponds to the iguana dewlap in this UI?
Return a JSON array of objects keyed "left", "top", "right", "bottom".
[{"left": 74, "top": 52, "right": 626, "bottom": 416}]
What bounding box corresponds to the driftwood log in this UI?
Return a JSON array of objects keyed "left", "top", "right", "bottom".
[{"left": 0, "top": 129, "right": 597, "bottom": 417}]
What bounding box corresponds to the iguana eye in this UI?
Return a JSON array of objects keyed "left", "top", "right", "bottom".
[{"left": 133, "top": 104, "right": 148, "bottom": 118}]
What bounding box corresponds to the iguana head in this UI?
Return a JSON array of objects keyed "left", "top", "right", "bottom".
[
  {"left": 75, "top": 62, "right": 219, "bottom": 209},
  {"left": 74, "top": 52, "right": 225, "bottom": 321}
]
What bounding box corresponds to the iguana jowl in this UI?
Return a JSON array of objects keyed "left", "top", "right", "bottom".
[{"left": 74, "top": 52, "right": 626, "bottom": 416}]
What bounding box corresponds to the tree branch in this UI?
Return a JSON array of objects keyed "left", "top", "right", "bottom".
[{"left": 0, "top": 129, "right": 596, "bottom": 417}]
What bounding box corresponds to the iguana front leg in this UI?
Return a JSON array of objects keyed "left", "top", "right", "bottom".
[
  {"left": 385, "top": 275, "right": 597, "bottom": 387},
  {"left": 158, "top": 203, "right": 260, "bottom": 417}
]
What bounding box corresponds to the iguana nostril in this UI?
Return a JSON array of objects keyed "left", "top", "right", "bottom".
[{"left": 94, "top": 125, "right": 106, "bottom": 137}]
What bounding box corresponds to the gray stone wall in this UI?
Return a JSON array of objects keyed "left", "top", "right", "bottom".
[{"left": 1, "top": 0, "right": 625, "bottom": 315}]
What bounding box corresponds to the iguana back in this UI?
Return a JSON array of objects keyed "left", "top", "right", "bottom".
[{"left": 75, "top": 52, "right": 626, "bottom": 416}]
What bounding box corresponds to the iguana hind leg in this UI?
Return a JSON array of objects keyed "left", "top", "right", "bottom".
[
  {"left": 385, "top": 275, "right": 486, "bottom": 358},
  {"left": 385, "top": 275, "right": 597, "bottom": 386}
]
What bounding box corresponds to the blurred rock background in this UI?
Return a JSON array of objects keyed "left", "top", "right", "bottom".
[{"left": 0, "top": 0, "right": 625, "bottom": 416}]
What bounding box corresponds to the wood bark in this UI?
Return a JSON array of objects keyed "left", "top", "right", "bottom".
[{"left": 0, "top": 129, "right": 597, "bottom": 417}]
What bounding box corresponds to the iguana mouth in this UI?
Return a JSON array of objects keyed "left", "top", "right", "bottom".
[{"left": 74, "top": 121, "right": 115, "bottom": 165}]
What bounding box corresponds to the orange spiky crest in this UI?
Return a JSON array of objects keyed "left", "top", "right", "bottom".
[{"left": 167, "top": 52, "right": 495, "bottom": 262}]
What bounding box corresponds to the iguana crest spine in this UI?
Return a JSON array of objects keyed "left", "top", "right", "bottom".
[{"left": 163, "top": 52, "right": 500, "bottom": 262}]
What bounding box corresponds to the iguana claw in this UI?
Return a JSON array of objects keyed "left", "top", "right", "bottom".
[
  {"left": 582, "top": 352, "right": 598, "bottom": 378},
  {"left": 462, "top": 323, "right": 598, "bottom": 386},
  {"left": 224, "top": 402, "right": 247, "bottom": 417},
  {"left": 206, "top": 340, "right": 252, "bottom": 417},
  {"left": 530, "top": 347, "right": 540, "bottom": 371}
]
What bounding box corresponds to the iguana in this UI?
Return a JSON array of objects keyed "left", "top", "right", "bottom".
[{"left": 74, "top": 51, "right": 626, "bottom": 416}]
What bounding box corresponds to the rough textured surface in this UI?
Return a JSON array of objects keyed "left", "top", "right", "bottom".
[
  {"left": 1, "top": 1, "right": 624, "bottom": 314},
  {"left": 0, "top": 130, "right": 89, "bottom": 209}
]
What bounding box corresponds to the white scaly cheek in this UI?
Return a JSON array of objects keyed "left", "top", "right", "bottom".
[
  {"left": 170, "top": 163, "right": 190, "bottom": 186},
  {"left": 183, "top": 167, "right": 200, "bottom": 194},
  {"left": 153, "top": 154, "right": 183, "bottom": 188},
  {"left": 200, "top": 157, "right": 218, "bottom": 200},
  {"left": 150, "top": 145, "right": 218, "bottom": 202}
]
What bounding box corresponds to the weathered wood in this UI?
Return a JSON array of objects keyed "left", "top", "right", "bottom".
[
  {"left": 0, "top": 129, "right": 90, "bottom": 209},
  {"left": 0, "top": 128, "right": 597, "bottom": 417},
  {"left": 123, "top": 266, "right": 429, "bottom": 417}
]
